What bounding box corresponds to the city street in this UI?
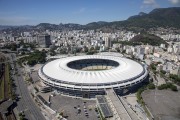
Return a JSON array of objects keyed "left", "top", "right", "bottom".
[{"left": 9, "top": 53, "right": 45, "bottom": 120}]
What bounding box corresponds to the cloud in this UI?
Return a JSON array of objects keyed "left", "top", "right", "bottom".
[
  {"left": 141, "top": 0, "right": 159, "bottom": 8},
  {"left": 73, "top": 8, "right": 86, "bottom": 14},
  {"left": 143, "top": 0, "right": 156, "bottom": 5},
  {"left": 168, "top": 0, "right": 180, "bottom": 5}
]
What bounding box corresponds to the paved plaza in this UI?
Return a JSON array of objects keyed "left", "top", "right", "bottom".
[{"left": 142, "top": 90, "right": 180, "bottom": 120}]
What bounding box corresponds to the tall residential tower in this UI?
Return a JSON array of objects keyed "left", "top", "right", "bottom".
[{"left": 38, "top": 34, "right": 51, "bottom": 48}]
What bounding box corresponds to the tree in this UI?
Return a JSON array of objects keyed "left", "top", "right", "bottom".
[
  {"left": 169, "top": 74, "right": 180, "bottom": 84},
  {"left": 27, "top": 59, "right": 36, "bottom": 66},
  {"left": 157, "top": 83, "right": 178, "bottom": 91},
  {"left": 60, "top": 112, "right": 64, "bottom": 116},
  {"left": 115, "top": 47, "right": 120, "bottom": 52},
  {"left": 21, "top": 51, "right": 25, "bottom": 55},
  {"left": 90, "top": 47, "right": 95, "bottom": 51},
  {"left": 170, "top": 85, "right": 178, "bottom": 91},
  {"left": 4, "top": 43, "right": 17, "bottom": 51},
  {"left": 86, "top": 51, "right": 95, "bottom": 55},
  {"left": 26, "top": 50, "right": 47, "bottom": 66},
  {"left": 95, "top": 46, "right": 100, "bottom": 51},
  {"left": 60, "top": 48, "right": 67, "bottom": 54},
  {"left": 83, "top": 46, "right": 88, "bottom": 53},
  {"left": 122, "top": 50, "right": 126, "bottom": 54},
  {"left": 148, "top": 83, "right": 155, "bottom": 89},
  {"left": 160, "top": 70, "right": 166, "bottom": 74}
]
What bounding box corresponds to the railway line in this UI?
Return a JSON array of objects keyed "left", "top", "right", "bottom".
[
  {"left": 0, "top": 63, "right": 10, "bottom": 100},
  {"left": 4, "top": 64, "right": 10, "bottom": 100},
  {"left": 0, "top": 63, "right": 5, "bottom": 87},
  {"left": 0, "top": 62, "right": 16, "bottom": 120}
]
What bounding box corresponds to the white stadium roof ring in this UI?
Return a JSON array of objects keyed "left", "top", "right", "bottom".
[{"left": 38, "top": 55, "right": 148, "bottom": 91}]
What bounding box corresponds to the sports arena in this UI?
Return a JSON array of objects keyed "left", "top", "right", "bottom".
[{"left": 38, "top": 55, "right": 148, "bottom": 98}]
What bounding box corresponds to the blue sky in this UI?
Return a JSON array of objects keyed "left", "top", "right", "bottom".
[{"left": 0, "top": 0, "right": 179, "bottom": 25}]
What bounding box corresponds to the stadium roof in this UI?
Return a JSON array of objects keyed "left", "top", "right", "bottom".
[{"left": 42, "top": 55, "right": 145, "bottom": 84}]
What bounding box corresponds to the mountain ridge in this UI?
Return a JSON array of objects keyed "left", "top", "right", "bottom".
[{"left": 1, "top": 7, "right": 180, "bottom": 31}]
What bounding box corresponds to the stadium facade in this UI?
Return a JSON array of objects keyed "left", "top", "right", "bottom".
[{"left": 38, "top": 55, "right": 148, "bottom": 98}]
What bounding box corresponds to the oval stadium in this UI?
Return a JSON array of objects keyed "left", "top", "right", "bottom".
[{"left": 38, "top": 55, "right": 148, "bottom": 98}]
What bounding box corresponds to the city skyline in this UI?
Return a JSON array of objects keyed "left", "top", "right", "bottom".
[{"left": 0, "top": 0, "right": 180, "bottom": 25}]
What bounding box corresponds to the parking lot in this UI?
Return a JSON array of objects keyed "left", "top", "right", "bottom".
[
  {"left": 142, "top": 90, "right": 180, "bottom": 120},
  {"left": 50, "top": 95, "right": 99, "bottom": 120}
]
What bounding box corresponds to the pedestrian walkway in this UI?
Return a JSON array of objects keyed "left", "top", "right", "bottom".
[
  {"left": 105, "top": 89, "right": 132, "bottom": 120},
  {"left": 120, "top": 97, "right": 139, "bottom": 120}
]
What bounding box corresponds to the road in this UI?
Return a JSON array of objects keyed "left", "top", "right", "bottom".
[{"left": 9, "top": 53, "right": 45, "bottom": 120}]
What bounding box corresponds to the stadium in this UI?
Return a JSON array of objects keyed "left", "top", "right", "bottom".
[{"left": 38, "top": 55, "right": 148, "bottom": 98}]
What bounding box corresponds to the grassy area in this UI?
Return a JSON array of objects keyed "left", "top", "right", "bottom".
[
  {"left": 157, "top": 83, "right": 178, "bottom": 91},
  {"left": 136, "top": 84, "right": 152, "bottom": 117},
  {"left": 0, "top": 76, "right": 4, "bottom": 100},
  {"left": 142, "top": 103, "right": 151, "bottom": 117},
  {"left": 147, "top": 83, "right": 155, "bottom": 89}
]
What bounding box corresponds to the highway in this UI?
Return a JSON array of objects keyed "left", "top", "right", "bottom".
[{"left": 9, "top": 53, "right": 45, "bottom": 120}]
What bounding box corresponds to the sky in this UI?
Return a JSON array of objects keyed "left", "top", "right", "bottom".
[{"left": 0, "top": 0, "right": 180, "bottom": 25}]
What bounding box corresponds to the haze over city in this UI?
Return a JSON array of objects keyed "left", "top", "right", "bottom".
[{"left": 0, "top": 0, "right": 180, "bottom": 25}]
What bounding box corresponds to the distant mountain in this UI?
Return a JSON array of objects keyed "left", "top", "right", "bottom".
[
  {"left": 84, "top": 7, "right": 180, "bottom": 31},
  {"left": 128, "top": 12, "right": 147, "bottom": 20},
  {"left": 0, "top": 25, "right": 19, "bottom": 30},
  {"left": 124, "top": 7, "right": 180, "bottom": 29},
  {"left": 85, "top": 21, "right": 108, "bottom": 30},
  {"left": 1, "top": 7, "right": 180, "bottom": 32},
  {"left": 35, "top": 22, "right": 109, "bottom": 30},
  {"left": 138, "top": 12, "right": 147, "bottom": 16},
  {"left": 35, "top": 23, "right": 83, "bottom": 30},
  {"left": 82, "top": 7, "right": 180, "bottom": 32},
  {"left": 86, "top": 21, "right": 108, "bottom": 26},
  {"left": 36, "top": 23, "right": 57, "bottom": 29}
]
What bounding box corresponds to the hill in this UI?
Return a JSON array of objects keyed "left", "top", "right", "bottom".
[
  {"left": 36, "top": 23, "right": 83, "bottom": 30},
  {"left": 130, "top": 34, "right": 167, "bottom": 46},
  {"left": 84, "top": 7, "right": 180, "bottom": 31},
  {"left": 125, "top": 7, "right": 180, "bottom": 29}
]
